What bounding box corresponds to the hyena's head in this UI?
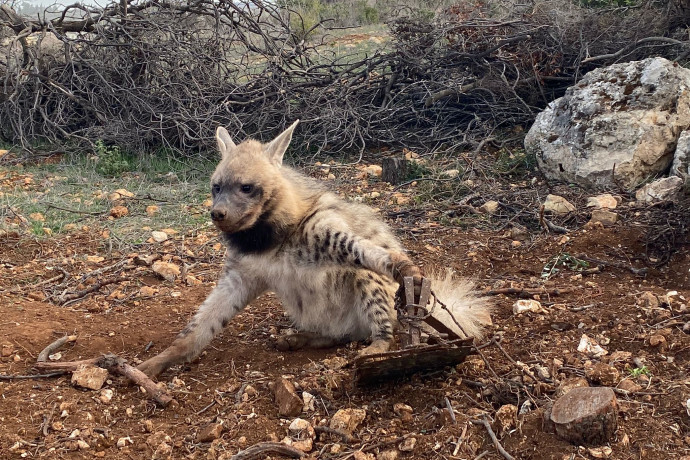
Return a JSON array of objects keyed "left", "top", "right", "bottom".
[{"left": 209, "top": 120, "right": 299, "bottom": 234}]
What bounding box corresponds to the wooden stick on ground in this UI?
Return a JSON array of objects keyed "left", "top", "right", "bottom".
[
  {"left": 470, "top": 418, "right": 515, "bottom": 460},
  {"left": 230, "top": 442, "right": 305, "bottom": 460},
  {"left": 485, "top": 287, "right": 575, "bottom": 297},
  {"left": 35, "top": 353, "right": 174, "bottom": 407},
  {"left": 37, "top": 335, "right": 77, "bottom": 362}
]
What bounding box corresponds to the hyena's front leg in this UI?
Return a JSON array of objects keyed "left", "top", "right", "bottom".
[
  {"left": 138, "top": 271, "right": 263, "bottom": 378},
  {"left": 315, "top": 228, "right": 422, "bottom": 286}
]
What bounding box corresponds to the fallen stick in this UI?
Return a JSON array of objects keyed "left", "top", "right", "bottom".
[
  {"left": 575, "top": 254, "right": 647, "bottom": 276},
  {"left": 470, "top": 418, "right": 515, "bottom": 460},
  {"left": 230, "top": 442, "right": 305, "bottom": 460},
  {"left": 57, "top": 275, "right": 130, "bottom": 305},
  {"left": 0, "top": 372, "right": 67, "bottom": 380},
  {"left": 485, "top": 287, "right": 574, "bottom": 296},
  {"left": 35, "top": 353, "right": 174, "bottom": 407},
  {"left": 37, "top": 335, "right": 77, "bottom": 362}
]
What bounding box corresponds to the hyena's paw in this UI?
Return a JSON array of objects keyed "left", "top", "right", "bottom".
[
  {"left": 137, "top": 356, "right": 173, "bottom": 379},
  {"left": 275, "top": 333, "right": 310, "bottom": 351},
  {"left": 358, "top": 339, "right": 392, "bottom": 357},
  {"left": 275, "top": 332, "right": 343, "bottom": 351}
]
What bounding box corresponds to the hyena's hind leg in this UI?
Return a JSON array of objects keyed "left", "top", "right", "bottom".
[
  {"left": 274, "top": 332, "right": 348, "bottom": 351},
  {"left": 356, "top": 272, "right": 398, "bottom": 356},
  {"left": 137, "top": 271, "right": 263, "bottom": 378}
]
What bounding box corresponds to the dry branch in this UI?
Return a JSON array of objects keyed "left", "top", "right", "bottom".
[
  {"left": 470, "top": 418, "right": 515, "bottom": 460},
  {"left": 35, "top": 353, "right": 175, "bottom": 407},
  {"left": 230, "top": 442, "right": 305, "bottom": 460},
  {"left": 485, "top": 287, "right": 574, "bottom": 296},
  {"left": 2, "top": 0, "right": 687, "bottom": 158},
  {"left": 37, "top": 335, "right": 77, "bottom": 362},
  {"left": 57, "top": 276, "right": 130, "bottom": 305}
]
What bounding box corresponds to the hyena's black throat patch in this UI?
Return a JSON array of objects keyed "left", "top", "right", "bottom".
[{"left": 223, "top": 210, "right": 285, "bottom": 254}]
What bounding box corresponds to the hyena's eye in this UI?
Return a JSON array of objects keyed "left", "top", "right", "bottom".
[
  {"left": 211, "top": 183, "right": 221, "bottom": 195},
  {"left": 240, "top": 184, "right": 254, "bottom": 194}
]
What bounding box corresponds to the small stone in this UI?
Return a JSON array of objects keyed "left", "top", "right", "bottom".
[
  {"left": 151, "top": 231, "right": 168, "bottom": 242},
  {"left": 197, "top": 423, "right": 223, "bottom": 442},
  {"left": 152, "top": 442, "right": 173, "bottom": 460},
  {"left": 588, "top": 446, "right": 613, "bottom": 458},
  {"left": 2, "top": 344, "right": 14, "bottom": 357},
  {"left": 139, "top": 286, "right": 158, "bottom": 297},
  {"left": 550, "top": 387, "right": 618, "bottom": 445},
  {"left": 288, "top": 418, "right": 315, "bottom": 439},
  {"left": 617, "top": 379, "right": 642, "bottom": 394},
  {"left": 274, "top": 378, "right": 303, "bottom": 417},
  {"left": 577, "top": 334, "right": 608, "bottom": 358},
  {"left": 649, "top": 334, "right": 667, "bottom": 348},
  {"left": 393, "top": 403, "right": 414, "bottom": 423},
  {"left": 71, "top": 365, "right": 109, "bottom": 390},
  {"left": 302, "top": 391, "right": 316, "bottom": 412},
  {"left": 399, "top": 437, "right": 416, "bottom": 452},
  {"left": 330, "top": 408, "right": 367, "bottom": 436},
  {"left": 495, "top": 404, "right": 518, "bottom": 435},
  {"left": 637, "top": 291, "right": 660, "bottom": 309},
  {"left": 147, "top": 431, "right": 172, "bottom": 448},
  {"left": 330, "top": 444, "right": 343, "bottom": 454},
  {"left": 99, "top": 388, "right": 114, "bottom": 404},
  {"left": 510, "top": 240, "right": 522, "bottom": 248},
  {"left": 513, "top": 299, "right": 544, "bottom": 315},
  {"left": 585, "top": 363, "right": 620, "bottom": 386},
  {"left": 393, "top": 403, "right": 413, "bottom": 415},
  {"left": 555, "top": 377, "right": 589, "bottom": 398},
  {"left": 478, "top": 200, "right": 499, "bottom": 214},
  {"left": 543, "top": 194, "right": 576, "bottom": 215},
  {"left": 109, "top": 205, "right": 129, "bottom": 218},
  {"left": 377, "top": 450, "right": 399, "bottom": 460},
  {"left": 114, "top": 188, "right": 134, "bottom": 198},
  {"left": 146, "top": 205, "right": 160, "bottom": 216},
  {"left": 589, "top": 209, "right": 619, "bottom": 227},
  {"left": 586, "top": 194, "right": 619, "bottom": 209},
  {"left": 116, "top": 437, "right": 133, "bottom": 448},
  {"left": 510, "top": 224, "right": 529, "bottom": 241},
  {"left": 365, "top": 165, "right": 383, "bottom": 177},
  {"left": 143, "top": 420, "right": 154, "bottom": 433},
  {"left": 152, "top": 261, "right": 180, "bottom": 282},
  {"left": 353, "top": 451, "right": 375, "bottom": 460},
  {"left": 76, "top": 440, "right": 90, "bottom": 450}
]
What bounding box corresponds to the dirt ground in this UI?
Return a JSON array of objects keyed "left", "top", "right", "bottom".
[{"left": 1, "top": 164, "right": 690, "bottom": 459}]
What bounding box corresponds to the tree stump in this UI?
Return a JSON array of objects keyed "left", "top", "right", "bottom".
[
  {"left": 550, "top": 387, "right": 618, "bottom": 445},
  {"left": 382, "top": 158, "right": 408, "bottom": 185}
]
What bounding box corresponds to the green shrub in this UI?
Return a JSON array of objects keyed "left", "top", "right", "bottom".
[{"left": 93, "top": 140, "right": 134, "bottom": 177}]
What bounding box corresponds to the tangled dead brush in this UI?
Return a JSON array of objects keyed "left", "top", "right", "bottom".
[{"left": 0, "top": 0, "right": 688, "bottom": 159}]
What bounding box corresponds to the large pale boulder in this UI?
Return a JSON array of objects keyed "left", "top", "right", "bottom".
[
  {"left": 671, "top": 130, "right": 690, "bottom": 183},
  {"left": 525, "top": 58, "right": 690, "bottom": 189}
]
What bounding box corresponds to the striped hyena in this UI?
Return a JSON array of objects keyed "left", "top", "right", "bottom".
[{"left": 138, "top": 121, "right": 491, "bottom": 378}]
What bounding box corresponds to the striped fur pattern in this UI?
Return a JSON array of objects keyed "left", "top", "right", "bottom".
[{"left": 138, "top": 121, "right": 490, "bottom": 378}]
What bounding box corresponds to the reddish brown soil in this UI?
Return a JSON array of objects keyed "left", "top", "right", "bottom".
[{"left": 1, "top": 196, "right": 689, "bottom": 459}]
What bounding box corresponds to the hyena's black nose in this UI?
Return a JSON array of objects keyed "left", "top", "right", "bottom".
[{"left": 210, "top": 209, "right": 226, "bottom": 221}]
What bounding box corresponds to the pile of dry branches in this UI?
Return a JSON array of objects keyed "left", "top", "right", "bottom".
[{"left": 1, "top": 0, "right": 689, "bottom": 158}]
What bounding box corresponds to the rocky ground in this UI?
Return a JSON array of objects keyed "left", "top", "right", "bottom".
[{"left": 1, "top": 154, "right": 689, "bottom": 460}]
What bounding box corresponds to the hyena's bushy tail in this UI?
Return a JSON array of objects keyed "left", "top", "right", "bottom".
[{"left": 425, "top": 269, "right": 493, "bottom": 340}]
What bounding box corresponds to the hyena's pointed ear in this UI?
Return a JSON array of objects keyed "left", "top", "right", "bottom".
[
  {"left": 263, "top": 120, "right": 299, "bottom": 166},
  {"left": 215, "top": 127, "right": 237, "bottom": 159}
]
